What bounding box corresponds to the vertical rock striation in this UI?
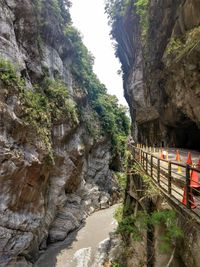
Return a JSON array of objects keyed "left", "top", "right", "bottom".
[
  {"left": 106, "top": 1, "right": 200, "bottom": 266},
  {"left": 0, "top": 1, "right": 129, "bottom": 266},
  {"left": 108, "top": 0, "right": 200, "bottom": 148}
]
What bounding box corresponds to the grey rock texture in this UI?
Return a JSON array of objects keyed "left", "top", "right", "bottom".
[
  {"left": 112, "top": 0, "right": 200, "bottom": 148},
  {"left": 0, "top": 1, "right": 119, "bottom": 266},
  {"left": 108, "top": 1, "right": 200, "bottom": 265}
]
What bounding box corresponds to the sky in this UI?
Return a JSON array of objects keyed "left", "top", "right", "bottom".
[{"left": 70, "top": 0, "right": 127, "bottom": 106}]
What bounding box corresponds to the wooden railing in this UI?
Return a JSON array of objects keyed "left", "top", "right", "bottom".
[{"left": 132, "top": 146, "right": 200, "bottom": 219}]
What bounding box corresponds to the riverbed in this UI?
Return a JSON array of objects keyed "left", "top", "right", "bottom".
[{"left": 34, "top": 205, "right": 118, "bottom": 267}]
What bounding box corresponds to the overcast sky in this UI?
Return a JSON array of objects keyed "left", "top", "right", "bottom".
[{"left": 70, "top": 0, "right": 127, "bottom": 106}]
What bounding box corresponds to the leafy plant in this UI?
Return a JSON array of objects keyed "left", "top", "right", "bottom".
[
  {"left": 116, "top": 211, "right": 148, "bottom": 241},
  {"left": 22, "top": 89, "right": 53, "bottom": 157},
  {"left": 34, "top": 0, "right": 72, "bottom": 26},
  {"left": 1, "top": 0, "right": 130, "bottom": 164},
  {"left": 0, "top": 57, "right": 24, "bottom": 89},
  {"left": 115, "top": 172, "right": 127, "bottom": 191},
  {"left": 43, "top": 78, "right": 78, "bottom": 123},
  {"left": 150, "top": 210, "right": 183, "bottom": 253},
  {"left": 133, "top": 163, "right": 159, "bottom": 197},
  {"left": 165, "top": 26, "right": 200, "bottom": 63},
  {"left": 115, "top": 200, "right": 183, "bottom": 253},
  {"left": 165, "top": 37, "right": 182, "bottom": 56},
  {"left": 64, "top": 23, "right": 130, "bottom": 157},
  {"left": 111, "top": 261, "right": 122, "bottom": 267},
  {"left": 105, "top": 0, "right": 131, "bottom": 26},
  {"left": 0, "top": 57, "right": 80, "bottom": 163},
  {"left": 135, "top": 0, "right": 149, "bottom": 40},
  {"left": 115, "top": 162, "right": 183, "bottom": 252},
  {"left": 93, "top": 94, "right": 130, "bottom": 156}
]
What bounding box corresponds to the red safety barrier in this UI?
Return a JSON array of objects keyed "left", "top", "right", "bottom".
[
  {"left": 186, "top": 152, "right": 192, "bottom": 165},
  {"left": 190, "top": 168, "right": 200, "bottom": 188},
  {"left": 182, "top": 186, "right": 197, "bottom": 209}
]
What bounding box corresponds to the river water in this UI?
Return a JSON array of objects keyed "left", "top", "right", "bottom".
[{"left": 34, "top": 205, "right": 118, "bottom": 267}]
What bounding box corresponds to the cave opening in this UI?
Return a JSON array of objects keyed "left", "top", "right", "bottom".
[
  {"left": 138, "top": 117, "right": 200, "bottom": 151},
  {"left": 172, "top": 120, "right": 200, "bottom": 151}
]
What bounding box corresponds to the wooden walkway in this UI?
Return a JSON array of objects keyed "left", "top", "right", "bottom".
[{"left": 132, "top": 146, "right": 200, "bottom": 221}]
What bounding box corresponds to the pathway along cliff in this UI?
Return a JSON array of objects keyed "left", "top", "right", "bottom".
[{"left": 34, "top": 205, "right": 118, "bottom": 267}]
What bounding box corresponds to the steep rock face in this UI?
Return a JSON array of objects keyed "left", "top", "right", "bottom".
[
  {"left": 0, "top": 1, "right": 123, "bottom": 266},
  {"left": 111, "top": 0, "right": 200, "bottom": 148},
  {"left": 107, "top": 1, "right": 200, "bottom": 266}
]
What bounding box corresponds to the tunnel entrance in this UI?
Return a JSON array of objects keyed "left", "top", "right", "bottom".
[
  {"left": 171, "top": 120, "right": 200, "bottom": 151},
  {"left": 137, "top": 117, "right": 200, "bottom": 151}
]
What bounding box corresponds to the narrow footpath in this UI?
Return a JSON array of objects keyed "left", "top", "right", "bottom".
[{"left": 34, "top": 205, "right": 118, "bottom": 267}]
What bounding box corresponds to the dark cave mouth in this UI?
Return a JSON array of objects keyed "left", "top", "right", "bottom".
[
  {"left": 138, "top": 118, "right": 200, "bottom": 151},
  {"left": 172, "top": 120, "right": 200, "bottom": 151}
]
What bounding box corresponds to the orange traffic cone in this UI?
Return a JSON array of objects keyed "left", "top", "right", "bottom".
[
  {"left": 175, "top": 150, "right": 180, "bottom": 161},
  {"left": 182, "top": 186, "right": 197, "bottom": 209},
  {"left": 190, "top": 167, "right": 200, "bottom": 188},
  {"left": 186, "top": 152, "right": 192, "bottom": 165}
]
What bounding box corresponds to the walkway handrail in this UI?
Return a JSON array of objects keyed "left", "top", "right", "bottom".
[{"left": 131, "top": 146, "right": 200, "bottom": 220}]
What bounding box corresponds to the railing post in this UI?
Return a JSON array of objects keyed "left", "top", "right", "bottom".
[
  {"left": 168, "top": 161, "right": 172, "bottom": 195},
  {"left": 157, "top": 158, "right": 160, "bottom": 184},
  {"left": 146, "top": 153, "right": 148, "bottom": 173},
  {"left": 143, "top": 151, "right": 145, "bottom": 169},
  {"left": 142, "top": 151, "right": 144, "bottom": 167},
  {"left": 151, "top": 155, "right": 153, "bottom": 178},
  {"left": 133, "top": 146, "right": 135, "bottom": 159},
  {"left": 186, "top": 164, "right": 191, "bottom": 209}
]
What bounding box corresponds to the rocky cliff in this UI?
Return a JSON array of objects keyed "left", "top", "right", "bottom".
[
  {"left": 105, "top": 1, "right": 200, "bottom": 266},
  {"left": 106, "top": 0, "right": 200, "bottom": 149},
  {"left": 0, "top": 1, "right": 129, "bottom": 266}
]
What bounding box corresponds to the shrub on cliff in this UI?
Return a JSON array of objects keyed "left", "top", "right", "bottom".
[
  {"left": 64, "top": 23, "right": 130, "bottom": 157},
  {"left": 1, "top": 0, "right": 130, "bottom": 163},
  {"left": 0, "top": 57, "right": 79, "bottom": 162}
]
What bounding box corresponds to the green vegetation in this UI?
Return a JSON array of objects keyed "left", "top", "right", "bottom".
[
  {"left": 0, "top": 57, "right": 78, "bottom": 162},
  {"left": 1, "top": 0, "right": 130, "bottom": 163},
  {"left": 64, "top": 23, "right": 130, "bottom": 157},
  {"left": 135, "top": 0, "right": 149, "bottom": 40},
  {"left": 21, "top": 79, "right": 78, "bottom": 147},
  {"left": 111, "top": 261, "right": 122, "bottom": 267},
  {"left": 115, "top": 207, "right": 149, "bottom": 241},
  {"left": 22, "top": 79, "right": 78, "bottom": 161},
  {"left": 0, "top": 57, "right": 24, "bottom": 90},
  {"left": 105, "top": 0, "right": 131, "bottom": 25},
  {"left": 34, "top": 0, "right": 72, "bottom": 25},
  {"left": 150, "top": 210, "right": 183, "bottom": 252},
  {"left": 115, "top": 204, "right": 183, "bottom": 252},
  {"left": 79, "top": 107, "right": 102, "bottom": 139},
  {"left": 1, "top": 35, "right": 129, "bottom": 163},
  {"left": 165, "top": 37, "right": 182, "bottom": 56},
  {"left": 165, "top": 26, "right": 200, "bottom": 63},
  {"left": 105, "top": 0, "right": 149, "bottom": 44},
  {"left": 35, "top": 0, "right": 130, "bottom": 158},
  {"left": 43, "top": 78, "right": 78, "bottom": 123},
  {"left": 114, "top": 204, "right": 123, "bottom": 222},
  {"left": 133, "top": 162, "right": 159, "bottom": 197},
  {"left": 35, "top": 0, "right": 43, "bottom": 12},
  {"left": 115, "top": 172, "right": 127, "bottom": 191},
  {"left": 92, "top": 94, "right": 130, "bottom": 155},
  {"left": 114, "top": 162, "right": 183, "bottom": 252}
]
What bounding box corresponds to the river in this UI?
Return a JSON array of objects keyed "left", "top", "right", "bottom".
[{"left": 34, "top": 205, "right": 118, "bottom": 267}]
